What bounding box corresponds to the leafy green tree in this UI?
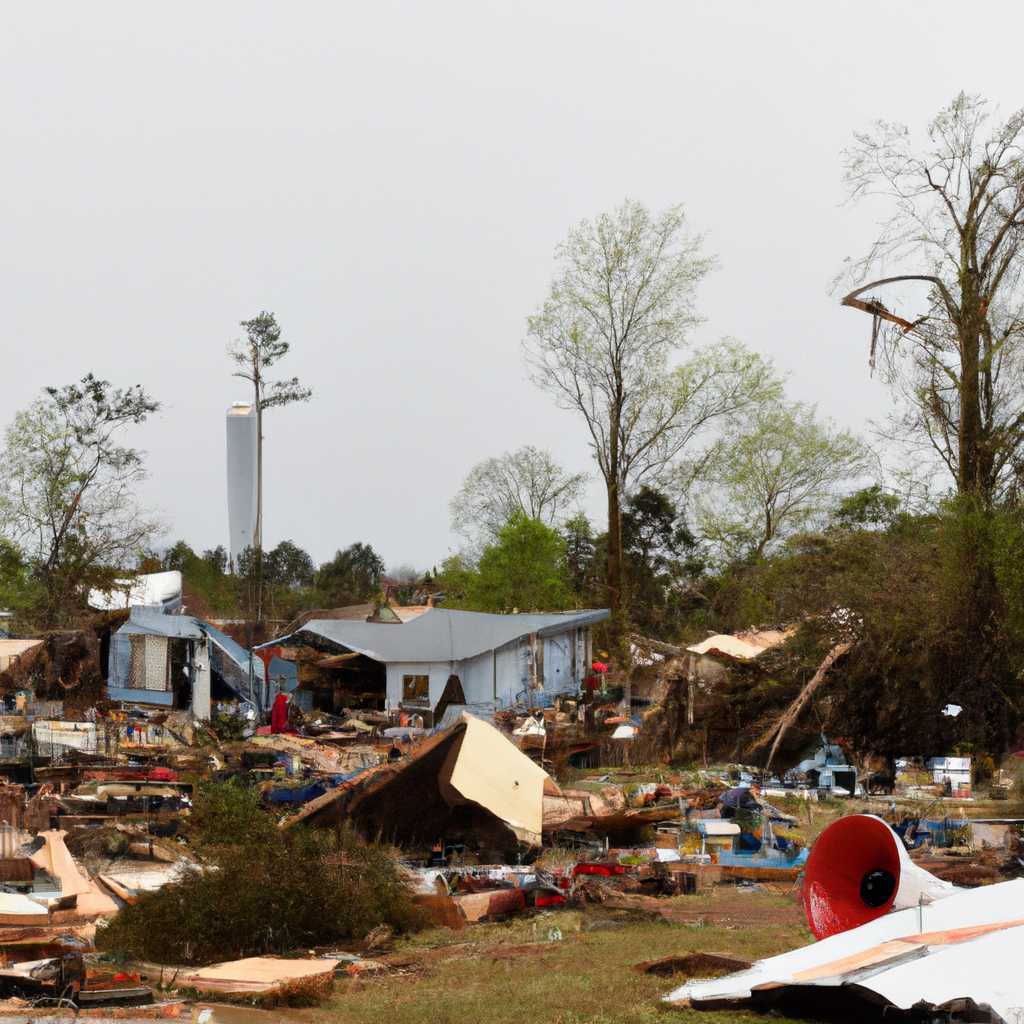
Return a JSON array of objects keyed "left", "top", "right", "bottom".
[
  {"left": 525, "top": 200, "right": 780, "bottom": 626},
  {"left": 158, "top": 539, "right": 237, "bottom": 617},
  {"left": 698, "top": 401, "right": 872, "bottom": 562},
  {"left": 623, "top": 486, "right": 693, "bottom": 571},
  {"left": 433, "top": 553, "right": 476, "bottom": 607},
  {"left": 462, "top": 513, "right": 573, "bottom": 613},
  {"left": 621, "top": 486, "right": 700, "bottom": 636},
  {"left": 162, "top": 540, "right": 198, "bottom": 572},
  {"left": 201, "top": 546, "right": 228, "bottom": 575},
  {"left": 264, "top": 539, "right": 315, "bottom": 589},
  {"left": 832, "top": 485, "right": 901, "bottom": 530},
  {"left": 314, "top": 543, "right": 386, "bottom": 606},
  {"left": 0, "top": 540, "right": 41, "bottom": 625},
  {"left": 0, "top": 375, "right": 159, "bottom": 626}
]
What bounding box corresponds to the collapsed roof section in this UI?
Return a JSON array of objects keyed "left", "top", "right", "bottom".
[
  {"left": 686, "top": 627, "right": 796, "bottom": 662},
  {"left": 283, "top": 712, "right": 559, "bottom": 848}
]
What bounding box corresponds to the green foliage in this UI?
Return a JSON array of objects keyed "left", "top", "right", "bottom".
[
  {"left": 161, "top": 539, "right": 238, "bottom": 617},
  {"left": 187, "top": 778, "right": 279, "bottom": 853},
  {"left": 314, "top": 542, "right": 386, "bottom": 606},
  {"left": 0, "top": 375, "right": 160, "bottom": 627},
  {"left": 434, "top": 553, "right": 477, "bottom": 607},
  {"left": 832, "top": 485, "right": 900, "bottom": 529},
  {"left": 0, "top": 540, "right": 43, "bottom": 624},
  {"left": 621, "top": 486, "right": 701, "bottom": 638},
  {"left": 563, "top": 513, "right": 598, "bottom": 599},
  {"left": 697, "top": 399, "right": 871, "bottom": 563},
  {"left": 97, "top": 781, "right": 420, "bottom": 965},
  {"left": 450, "top": 446, "right": 586, "bottom": 547},
  {"left": 457, "top": 513, "right": 574, "bottom": 613},
  {"left": 231, "top": 311, "right": 313, "bottom": 411},
  {"left": 264, "top": 539, "right": 315, "bottom": 588},
  {"left": 697, "top": 497, "right": 1024, "bottom": 758}
]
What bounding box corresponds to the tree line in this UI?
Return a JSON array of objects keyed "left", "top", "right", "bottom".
[{"left": 3, "top": 93, "right": 1024, "bottom": 758}]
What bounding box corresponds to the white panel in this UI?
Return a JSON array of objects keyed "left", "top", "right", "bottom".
[{"left": 542, "top": 632, "right": 573, "bottom": 694}]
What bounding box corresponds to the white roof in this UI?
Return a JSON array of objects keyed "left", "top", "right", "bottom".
[
  {"left": 88, "top": 570, "right": 182, "bottom": 612},
  {"left": 267, "top": 607, "right": 610, "bottom": 664}
]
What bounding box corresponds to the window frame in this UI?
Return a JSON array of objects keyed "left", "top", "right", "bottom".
[{"left": 401, "top": 673, "right": 430, "bottom": 706}]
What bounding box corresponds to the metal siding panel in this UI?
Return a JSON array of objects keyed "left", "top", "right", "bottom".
[
  {"left": 493, "top": 643, "right": 523, "bottom": 707},
  {"left": 543, "top": 632, "right": 573, "bottom": 694}
]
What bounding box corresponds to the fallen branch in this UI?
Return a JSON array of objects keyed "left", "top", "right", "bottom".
[{"left": 753, "top": 641, "right": 854, "bottom": 771}]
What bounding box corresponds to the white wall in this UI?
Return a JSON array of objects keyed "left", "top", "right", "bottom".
[
  {"left": 542, "top": 632, "right": 574, "bottom": 695},
  {"left": 458, "top": 650, "right": 496, "bottom": 704},
  {"left": 385, "top": 661, "right": 454, "bottom": 711},
  {"left": 384, "top": 625, "right": 595, "bottom": 711}
]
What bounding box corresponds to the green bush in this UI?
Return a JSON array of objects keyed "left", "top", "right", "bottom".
[{"left": 97, "top": 781, "right": 421, "bottom": 964}]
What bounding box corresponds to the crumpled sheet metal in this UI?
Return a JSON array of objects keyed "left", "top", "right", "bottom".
[{"left": 666, "top": 878, "right": 1024, "bottom": 1022}]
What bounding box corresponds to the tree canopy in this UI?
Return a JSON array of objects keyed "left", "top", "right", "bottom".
[{"left": 0, "top": 375, "right": 159, "bottom": 626}]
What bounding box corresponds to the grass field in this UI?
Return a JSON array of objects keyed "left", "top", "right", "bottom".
[{"left": 307, "top": 893, "right": 817, "bottom": 1024}]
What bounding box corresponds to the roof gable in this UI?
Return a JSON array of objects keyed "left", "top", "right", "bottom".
[{"left": 267, "top": 607, "right": 609, "bottom": 663}]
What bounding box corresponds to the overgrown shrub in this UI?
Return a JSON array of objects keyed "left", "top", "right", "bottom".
[{"left": 97, "top": 780, "right": 421, "bottom": 964}]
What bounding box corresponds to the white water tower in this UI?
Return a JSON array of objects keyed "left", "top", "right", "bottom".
[{"left": 226, "top": 402, "right": 258, "bottom": 570}]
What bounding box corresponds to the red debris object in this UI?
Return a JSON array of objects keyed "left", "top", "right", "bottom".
[
  {"left": 801, "top": 813, "right": 902, "bottom": 939},
  {"left": 270, "top": 693, "right": 290, "bottom": 734},
  {"left": 84, "top": 767, "right": 178, "bottom": 783},
  {"left": 591, "top": 661, "right": 609, "bottom": 673},
  {"left": 534, "top": 892, "right": 567, "bottom": 908},
  {"left": 573, "top": 862, "right": 626, "bottom": 878}
]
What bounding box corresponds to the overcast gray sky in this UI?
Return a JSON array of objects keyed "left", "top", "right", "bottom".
[{"left": 2, "top": 2, "right": 1019, "bottom": 570}]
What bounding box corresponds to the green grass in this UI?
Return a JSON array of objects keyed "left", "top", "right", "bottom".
[{"left": 309, "top": 895, "right": 817, "bottom": 1024}]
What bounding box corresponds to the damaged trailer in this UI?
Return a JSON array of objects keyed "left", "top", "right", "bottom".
[{"left": 106, "top": 608, "right": 265, "bottom": 719}]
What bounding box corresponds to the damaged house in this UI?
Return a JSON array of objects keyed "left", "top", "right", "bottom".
[
  {"left": 258, "top": 608, "right": 609, "bottom": 723},
  {"left": 106, "top": 608, "right": 265, "bottom": 719}
]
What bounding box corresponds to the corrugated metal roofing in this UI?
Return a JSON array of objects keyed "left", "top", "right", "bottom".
[
  {"left": 666, "top": 878, "right": 1024, "bottom": 1022},
  {"left": 266, "top": 607, "right": 610, "bottom": 664}
]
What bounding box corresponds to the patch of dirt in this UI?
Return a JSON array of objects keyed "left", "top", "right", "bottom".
[
  {"left": 634, "top": 952, "right": 751, "bottom": 977},
  {"left": 602, "top": 890, "right": 805, "bottom": 928}
]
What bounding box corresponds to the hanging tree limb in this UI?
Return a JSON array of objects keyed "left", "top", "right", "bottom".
[{"left": 840, "top": 275, "right": 946, "bottom": 370}]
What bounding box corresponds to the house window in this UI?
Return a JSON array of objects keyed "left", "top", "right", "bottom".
[{"left": 402, "top": 674, "right": 430, "bottom": 705}]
